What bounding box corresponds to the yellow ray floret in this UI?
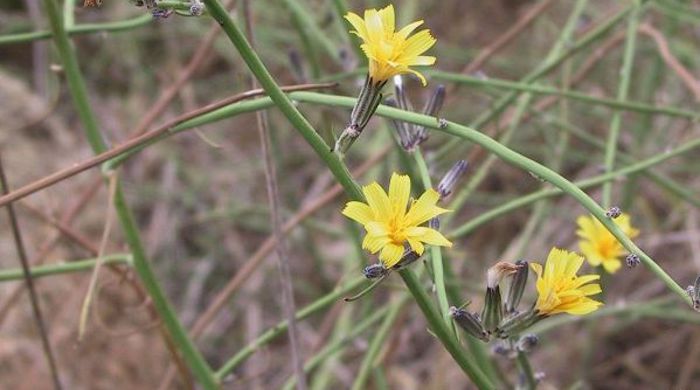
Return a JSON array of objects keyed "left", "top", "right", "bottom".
[
  {"left": 342, "top": 173, "right": 452, "bottom": 267},
  {"left": 345, "top": 4, "right": 436, "bottom": 85},
  {"left": 531, "top": 248, "right": 603, "bottom": 316},
  {"left": 576, "top": 213, "right": 639, "bottom": 273}
]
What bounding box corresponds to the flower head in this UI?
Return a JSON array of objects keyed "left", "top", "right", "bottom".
[
  {"left": 576, "top": 213, "right": 639, "bottom": 273},
  {"left": 342, "top": 173, "right": 452, "bottom": 267},
  {"left": 345, "top": 4, "right": 436, "bottom": 85},
  {"left": 531, "top": 248, "right": 602, "bottom": 316}
]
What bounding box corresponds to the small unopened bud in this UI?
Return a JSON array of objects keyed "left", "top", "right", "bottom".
[
  {"left": 386, "top": 98, "right": 414, "bottom": 150},
  {"left": 687, "top": 276, "right": 700, "bottom": 311},
  {"left": 391, "top": 250, "right": 421, "bottom": 270},
  {"left": 493, "top": 344, "right": 510, "bottom": 356},
  {"left": 506, "top": 260, "right": 528, "bottom": 314},
  {"left": 151, "top": 8, "right": 173, "bottom": 18},
  {"left": 481, "top": 286, "right": 503, "bottom": 333},
  {"left": 363, "top": 263, "right": 388, "bottom": 279},
  {"left": 625, "top": 254, "right": 640, "bottom": 268},
  {"left": 288, "top": 49, "right": 307, "bottom": 84},
  {"left": 429, "top": 217, "right": 440, "bottom": 230},
  {"left": 606, "top": 206, "right": 622, "bottom": 218},
  {"left": 449, "top": 306, "right": 489, "bottom": 342},
  {"left": 437, "top": 160, "right": 468, "bottom": 199},
  {"left": 333, "top": 76, "right": 386, "bottom": 156},
  {"left": 516, "top": 334, "right": 538, "bottom": 353},
  {"left": 413, "top": 85, "right": 445, "bottom": 145},
  {"left": 189, "top": 0, "right": 204, "bottom": 15}
]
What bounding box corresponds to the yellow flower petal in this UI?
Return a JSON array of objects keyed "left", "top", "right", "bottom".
[
  {"left": 362, "top": 182, "right": 392, "bottom": 221},
  {"left": 576, "top": 213, "right": 639, "bottom": 274},
  {"left": 345, "top": 5, "right": 436, "bottom": 84},
  {"left": 396, "top": 20, "right": 424, "bottom": 39},
  {"left": 388, "top": 173, "right": 410, "bottom": 216},
  {"left": 363, "top": 234, "right": 390, "bottom": 253},
  {"left": 534, "top": 248, "right": 603, "bottom": 316},
  {"left": 406, "top": 237, "right": 425, "bottom": 255},
  {"left": 342, "top": 201, "right": 374, "bottom": 225},
  {"left": 341, "top": 172, "right": 453, "bottom": 270},
  {"left": 405, "top": 226, "right": 452, "bottom": 247},
  {"left": 377, "top": 4, "right": 395, "bottom": 35},
  {"left": 404, "top": 189, "right": 449, "bottom": 226},
  {"left": 345, "top": 12, "right": 368, "bottom": 41},
  {"left": 379, "top": 243, "right": 405, "bottom": 268},
  {"left": 602, "top": 258, "right": 622, "bottom": 274}
]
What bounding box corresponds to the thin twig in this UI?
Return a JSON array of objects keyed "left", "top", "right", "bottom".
[
  {"left": 461, "top": 0, "right": 556, "bottom": 75},
  {"left": 0, "top": 154, "right": 63, "bottom": 390},
  {"left": 243, "top": 1, "right": 307, "bottom": 388},
  {"left": 78, "top": 171, "right": 118, "bottom": 341},
  {"left": 0, "top": 82, "right": 336, "bottom": 209},
  {"left": 639, "top": 23, "right": 700, "bottom": 101}
]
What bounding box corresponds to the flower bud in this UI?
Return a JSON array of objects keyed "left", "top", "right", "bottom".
[
  {"left": 385, "top": 98, "right": 414, "bottom": 150},
  {"left": 413, "top": 84, "right": 445, "bottom": 145},
  {"left": 481, "top": 286, "right": 503, "bottom": 333},
  {"left": 516, "top": 334, "right": 538, "bottom": 353},
  {"left": 687, "top": 276, "right": 700, "bottom": 311},
  {"left": 437, "top": 160, "right": 468, "bottom": 199},
  {"left": 449, "top": 306, "right": 489, "bottom": 342},
  {"left": 625, "top": 254, "right": 640, "bottom": 268},
  {"left": 606, "top": 206, "right": 622, "bottom": 218},
  {"left": 362, "top": 263, "right": 389, "bottom": 279},
  {"left": 505, "top": 260, "right": 529, "bottom": 314}
]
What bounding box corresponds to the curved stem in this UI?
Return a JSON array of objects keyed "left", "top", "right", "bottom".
[
  {"left": 38, "top": 0, "right": 217, "bottom": 386},
  {"left": 0, "top": 14, "right": 153, "bottom": 46},
  {"left": 0, "top": 254, "right": 132, "bottom": 282}
]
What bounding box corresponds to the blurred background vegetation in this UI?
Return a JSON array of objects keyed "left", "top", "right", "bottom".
[{"left": 1, "top": 0, "right": 700, "bottom": 388}]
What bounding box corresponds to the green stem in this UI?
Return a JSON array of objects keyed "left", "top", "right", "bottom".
[
  {"left": 183, "top": 91, "right": 694, "bottom": 306},
  {"left": 283, "top": 92, "right": 692, "bottom": 306},
  {"left": 602, "top": 0, "right": 642, "bottom": 208},
  {"left": 201, "top": 0, "right": 362, "bottom": 201},
  {"left": 427, "top": 71, "right": 697, "bottom": 120},
  {"left": 516, "top": 351, "right": 537, "bottom": 390},
  {"left": 39, "top": 0, "right": 217, "bottom": 387},
  {"left": 413, "top": 150, "right": 453, "bottom": 332},
  {"left": 0, "top": 254, "right": 132, "bottom": 282},
  {"left": 446, "top": 135, "right": 700, "bottom": 239},
  {"left": 537, "top": 113, "right": 700, "bottom": 209},
  {"left": 214, "top": 276, "right": 366, "bottom": 380},
  {"left": 0, "top": 14, "right": 153, "bottom": 46},
  {"left": 399, "top": 269, "right": 494, "bottom": 389}
]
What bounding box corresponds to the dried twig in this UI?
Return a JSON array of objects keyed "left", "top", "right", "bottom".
[{"left": 0, "top": 154, "right": 63, "bottom": 389}]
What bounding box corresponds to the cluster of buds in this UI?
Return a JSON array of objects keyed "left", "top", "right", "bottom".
[
  {"left": 450, "top": 261, "right": 538, "bottom": 341},
  {"left": 387, "top": 76, "right": 446, "bottom": 152}
]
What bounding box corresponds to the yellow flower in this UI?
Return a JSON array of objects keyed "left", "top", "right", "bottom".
[
  {"left": 576, "top": 213, "right": 639, "bottom": 273},
  {"left": 342, "top": 173, "right": 452, "bottom": 267},
  {"left": 345, "top": 4, "right": 436, "bottom": 86},
  {"left": 531, "top": 248, "right": 603, "bottom": 316}
]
